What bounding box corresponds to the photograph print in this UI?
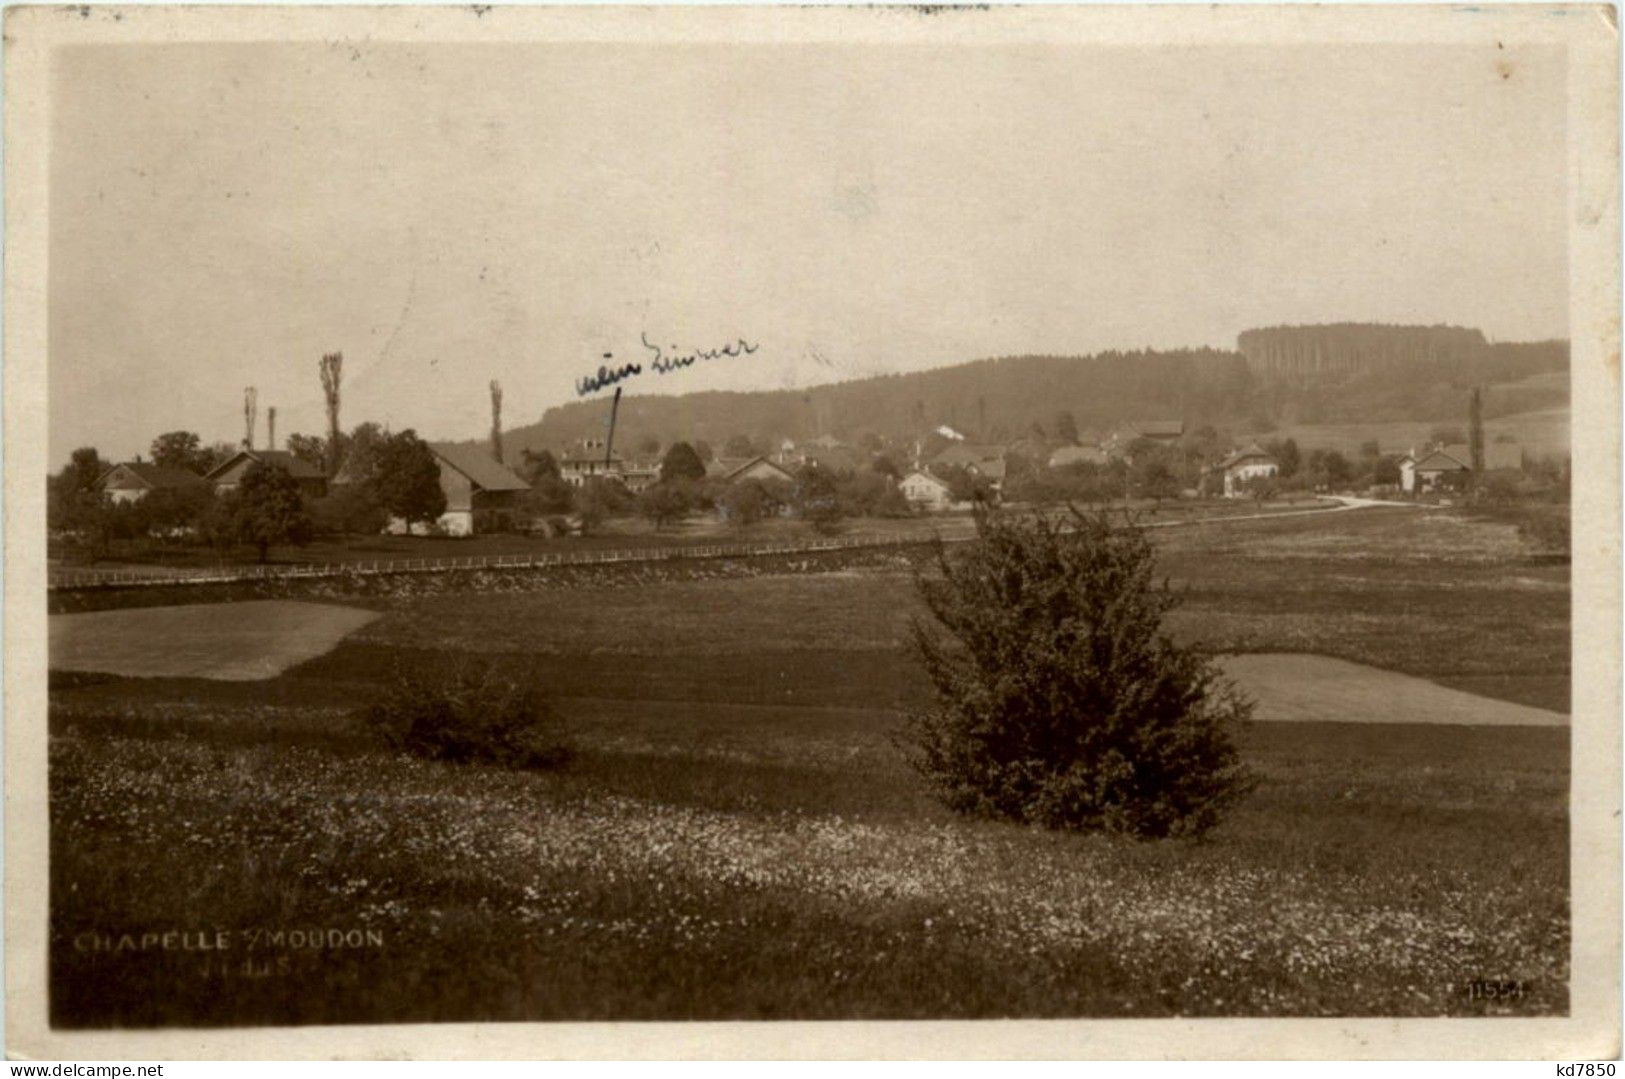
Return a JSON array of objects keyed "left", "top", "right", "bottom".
[{"left": 8, "top": 3, "right": 1619, "bottom": 1060}]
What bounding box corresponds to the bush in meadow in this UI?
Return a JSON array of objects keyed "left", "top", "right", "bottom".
[
  {"left": 362, "top": 659, "right": 572, "bottom": 769},
  {"left": 902, "top": 504, "right": 1255, "bottom": 838}
]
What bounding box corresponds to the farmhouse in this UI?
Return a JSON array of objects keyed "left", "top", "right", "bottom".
[
  {"left": 1133, "top": 420, "right": 1185, "bottom": 444},
  {"left": 373, "top": 445, "right": 529, "bottom": 536},
  {"left": 931, "top": 443, "right": 1008, "bottom": 488},
  {"left": 205, "top": 450, "right": 328, "bottom": 500},
  {"left": 797, "top": 443, "right": 864, "bottom": 474},
  {"left": 427, "top": 445, "right": 531, "bottom": 535},
  {"left": 559, "top": 439, "right": 622, "bottom": 488},
  {"left": 93, "top": 462, "right": 208, "bottom": 504},
  {"left": 1399, "top": 441, "right": 1524, "bottom": 494},
  {"left": 1216, "top": 444, "right": 1279, "bottom": 498},
  {"left": 899, "top": 469, "right": 955, "bottom": 512},
  {"left": 1406, "top": 448, "right": 1470, "bottom": 493},
  {"left": 707, "top": 455, "right": 797, "bottom": 486},
  {"left": 619, "top": 461, "right": 661, "bottom": 494}
]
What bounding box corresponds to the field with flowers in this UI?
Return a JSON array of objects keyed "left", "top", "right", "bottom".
[{"left": 48, "top": 506, "right": 1570, "bottom": 1025}]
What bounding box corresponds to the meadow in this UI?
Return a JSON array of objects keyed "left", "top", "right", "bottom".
[
  {"left": 1271, "top": 404, "right": 1569, "bottom": 461},
  {"left": 47, "top": 506, "right": 1571, "bottom": 1025}
]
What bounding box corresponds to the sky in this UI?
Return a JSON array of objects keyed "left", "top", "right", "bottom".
[{"left": 49, "top": 39, "right": 1569, "bottom": 462}]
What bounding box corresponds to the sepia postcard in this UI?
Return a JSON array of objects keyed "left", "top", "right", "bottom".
[{"left": 4, "top": 2, "right": 1620, "bottom": 1061}]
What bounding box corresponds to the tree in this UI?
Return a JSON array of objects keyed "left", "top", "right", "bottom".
[
  {"left": 206, "top": 463, "right": 313, "bottom": 562},
  {"left": 320, "top": 352, "right": 344, "bottom": 475},
  {"left": 660, "top": 441, "right": 707, "bottom": 483},
  {"left": 368, "top": 430, "right": 447, "bottom": 532},
  {"left": 936, "top": 463, "right": 995, "bottom": 505},
  {"left": 902, "top": 506, "right": 1255, "bottom": 838},
  {"left": 794, "top": 464, "right": 845, "bottom": 533},
  {"left": 1053, "top": 411, "right": 1080, "bottom": 445},
  {"left": 636, "top": 435, "right": 662, "bottom": 457},
  {"left": 693, "top": 440, "right": 715, "bottom": 465},
  {"left": 286, "top": 433, "right": 328, "bottom": 469},
  {"left": 131, "top": 484, "right": 213, "bottom": 539},
  {"left": 519, "top": 449, "right": 574, "bottom": 514},
  {"left": 870, "top": 453, "right": 903, "bottom": 480},
  {"left": 1135, "top": 458, "right": 1181, "bottom": 502},
  {"left": 1266, "top": 437, "right": 1301, "bottom": 478},
  {"left": 638, "top": 481, "right": 692, "bottom": 529},
  {"left": 335, "top": 422, "right": 389, "bottom": 486},
  {"left": 1238, "top": 474, "right": 1279, "bottom": 504},
  {"left": 1304, "top": 448, "right": 1352, "bottom": 490},
  {"left": 520, "top": 447, "right": 562, "bottom": 484},
  {"left": 197, "top": 441, "right": 237, "bottom": 474},
  {"left": 489, "top": 379, "right": 504, "bottom": 464},
  {"left": 723, "top": 434, "right": 758, "bottom": 459},
  {"left": 718, "top": 478, "right": 774, "bottom": 527},
  {"left": 1468, "top": 387, "right": 1485, "bottom": 473},
  {"left": 67, "top": 447, "right": 105, "bottom": 491},
  {"left": 150, "top": 431, "right": 207, "bottom": 473},
  {"left": 573, "top": 477, "right": 620, "bottom": 536},
  {"left": 311, "top": 483, "right": 388, "bottom": 537}
]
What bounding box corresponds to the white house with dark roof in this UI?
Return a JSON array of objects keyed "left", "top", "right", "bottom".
[
  {"left": 900, "top": 469, "right": 955, "bottom": 512},
  {"left": 1216, "top": 444, "right": 1278, "bottom": 498},
  {"left": 93, "top": 462, "right": 209, "bottom": 504},
  {"left": 1398, "top": 441, "right": 1522, "bottom": 494},
  {"left": 558, "top": 439, "right": 623, "bottom": 488},
  {"left": 412, "top": 444, "right": 531, "bottom": 536}
]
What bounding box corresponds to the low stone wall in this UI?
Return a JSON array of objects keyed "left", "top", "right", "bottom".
[{"left": 49, "top": 543, "right": 935, "bottom": 614}]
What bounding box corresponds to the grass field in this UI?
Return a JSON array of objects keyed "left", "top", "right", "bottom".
[
  {"left": 47, "top": 505, "right": 1571, "bottom": 1024},
  {"left": 1272, "top": 405, "right": 1569, "bottom": 460},
  {"left": 50, "top": 601, "right": 380, "bottom": 681}
]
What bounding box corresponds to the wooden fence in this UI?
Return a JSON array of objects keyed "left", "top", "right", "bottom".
[{"left": 47, "top": 532, "right": 928, "bottom": 591}]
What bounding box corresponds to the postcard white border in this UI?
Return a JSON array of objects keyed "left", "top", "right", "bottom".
[{"left": 5, "top": 4, "right": 1619, "bottom": 1060}]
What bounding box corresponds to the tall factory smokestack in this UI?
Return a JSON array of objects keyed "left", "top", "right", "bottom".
[
  {"left": 489, "top": 379, "right": 504, "bottom": 463},
  {"left": 243, "top": 386, "right": 258, "bottom": 449},
  {"left": 267, "top": 406, "right": 277, "bottom": 451},
  {"left": 320, "top": 352, "right": 343, "bottom": 475}
]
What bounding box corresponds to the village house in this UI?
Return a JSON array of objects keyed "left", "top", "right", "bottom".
[
  {"left": 1215, "top": 443, "right": 1279, "bottom": 498},
  {"left": 205, "top": 449, "right": 329, "bottom": 500},
  {"left": 618, "top": 461, "right": 661, "bottom": 494},
  {"left": 706, "top": 455, "right": 797, "bottom": 486},
  {"left": 1398, "top": 442, "right": 1520, "bottom": 494},
  {"left": 93, "top": 461, "right": 209, "bottom": 504},
  {"left": 899, "top": 469, "right": 955, "bottom": 512},
  {"left": 797, "top": 443, "right": 864, "bottom": 474},
  {"left": 930, "top": 443, "right": 1008, "bottom": 490},
  {"left": 558, "top": 439, "right": 622, "bottom": 488},
  {"left": 1103, "top": 420, "right": 1185, "bottom": 460},
  {"left": 382, "top": 444, "right": 530, "bottom": 537}
]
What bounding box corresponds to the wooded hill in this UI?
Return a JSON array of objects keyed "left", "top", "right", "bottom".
[{"left": 487, "top": 324, "right": 1568, "bottom": 456}]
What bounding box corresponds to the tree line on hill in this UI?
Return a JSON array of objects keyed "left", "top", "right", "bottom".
[{"left": 494, "top": 324, "right": 1566, "bottom": 459}]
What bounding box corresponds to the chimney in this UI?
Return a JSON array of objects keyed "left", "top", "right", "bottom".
[
  {"left": 267, "top": 406, "right": 277, "bottom": 451},
  {"left": 243, "top": 386, "right": 258, "bottom": 450}
]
